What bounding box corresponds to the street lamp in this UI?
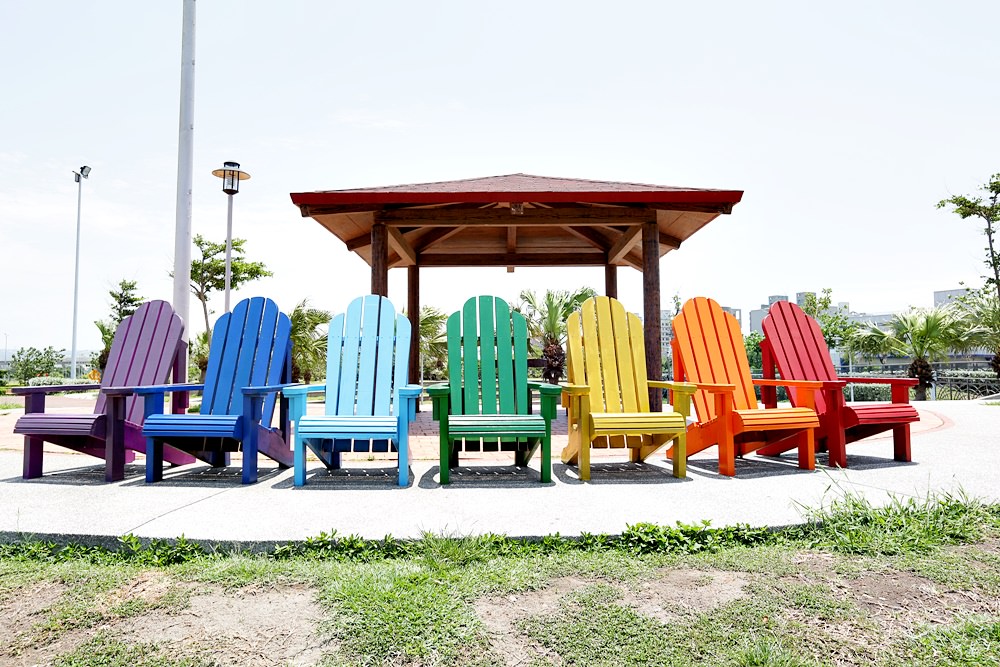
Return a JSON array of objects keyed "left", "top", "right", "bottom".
[
  {"left": 211, "top": 161, "right": 250, "bottom": 313},
  {"left": 70, "top": 165, "right": 91, "bottom": 380}
]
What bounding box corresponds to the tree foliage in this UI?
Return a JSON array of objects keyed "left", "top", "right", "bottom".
[
  {"left": 849, "top": 305, "right": 978, "bottom": 400},
  {"left": 289, "top": 299, "right": 331, "bottom": 383},
  {"left": 517, "top": 287, "right": 598, "bottom": 383},
  {"left": 10, "top": 346, "right": 66, "bottom": 385},
  {"left": 91, "top": 279, "right": 144, "bottom": 372},
  {"left": 955, "top": 289, "right": 1000, "bottom": 377},
  {"left": 418, "top": 306, "right": 448, "bottom": 382},
  {"left": 938, "top": 174, "right": 1000, "bottom": 303},
  {"left": 800, "top": 288, "right": 858, "bottom": 351},
  {"left": 188, "top": 234, "right": 272, "bottom": 333},
  {"left": 744, "top": 331, "right": 764, "bottom": 371}
]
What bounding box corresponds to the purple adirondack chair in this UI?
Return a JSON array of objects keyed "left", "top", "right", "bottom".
[{"left": 13, "top": 300, "right": 196, "bottom": 481}]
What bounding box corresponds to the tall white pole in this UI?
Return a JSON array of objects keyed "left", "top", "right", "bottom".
[
  {"left": 172, "top": 0, "right": 196, "bottom": 379},
  {"left": 224, "top": 193, "right": 233, "bottom": 312},
  {"left": 70, "top": 176, "right": 83, "bottom": 380}
]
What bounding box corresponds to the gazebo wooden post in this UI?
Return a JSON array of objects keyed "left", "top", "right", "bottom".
[
  {"left": 407, "top": 265, "right": 421, "bottom": 410},
  {"left": 371, "top": 223, "right": 388, "bottom": 296},
  {"left": 604, "top": 264, "right": 618, "bottom": 299},
  {"left": 642, "top": 221, "right": 662, "bottom": 412}
]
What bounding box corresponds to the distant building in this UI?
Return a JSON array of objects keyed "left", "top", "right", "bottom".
[
  {"left": 934, "top": 288, "right": 969, "bottom": 306},
  {"left": 768, "top": 295, "right": 788, "bottom": 306},
  {"left": 795, "top": 292, "right": 814, "bottom": 307},
  {"left": 721, "top": 307, "right": 742, "bottom": 329}
]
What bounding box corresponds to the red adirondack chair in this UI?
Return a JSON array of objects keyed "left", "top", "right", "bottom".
[
  {"left": 13, "top": 300, "right": 195, "bottom": 481},
  {"left": 759, "top": 300, "right": 919, "bottom": 468}
]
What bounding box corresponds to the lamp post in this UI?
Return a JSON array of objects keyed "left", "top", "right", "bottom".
[
  {"left": 211, "top": 161, "right": 250, "bottom": 313},
  {"left": 70, "top": 165, "right": 91, "bottom": 380}
]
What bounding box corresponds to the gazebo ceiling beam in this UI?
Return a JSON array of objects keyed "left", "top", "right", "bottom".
[
  {"left": 374, "top": 207, "right": 657, "bottom": 227},
  {"left": 419, "top": 253, "right": 606, "bottom": 267}
]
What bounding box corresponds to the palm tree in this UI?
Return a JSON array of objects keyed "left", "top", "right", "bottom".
[
  {"left": 518, "top": 287, "right": 597, "bottom": 383},
  {"left": 289, "top": 299, "right": 331, "bottom": 383},
  {"left": 417, "top": 306, "right": 449, "bottom": 381},
  {"left": 955, "top": 290, "right": 1000, "bottom": 377},
  {"left": 850, "top": 305, "right": 978, "bottom": 400}
]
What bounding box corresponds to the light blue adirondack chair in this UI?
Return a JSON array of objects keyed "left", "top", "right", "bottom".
[
  {"left": 286, "top": 295, "right": 420, "bottom": 487},
  {"left": 136, "top": 297, "right": 294, "bottom": 484}
]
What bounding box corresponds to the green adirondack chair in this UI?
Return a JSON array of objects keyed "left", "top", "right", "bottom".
[{"left": 427, "top": 295, "right": 561, "bottom": 484}]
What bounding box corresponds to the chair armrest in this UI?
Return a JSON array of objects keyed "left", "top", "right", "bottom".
[
  {"left": 283, "top": 383, "right": 326, "bottom": 397},
  {"left": 425, "top": 383, "right": 450, "bottom": 398},
  {"left": 104, "top": 383, "right": 204, "bottom": 396},
  {"left": 399, "top": 384, "right": 423, "bottom": 399},
  {"left": 694, "top": 382, "right": 737, "bottom": 394},
  {"left": 560, "top": 383, "right": 590, "bottom": 396},
  {"left": 13, "top": 384, "right": 98, "bottom": 395},
  {"left": 753, "top": 378, "right": 827, "bottom": 390},
  {"left": 648, "top": 380, "right": 697, "bottom": 395},
  {"left": 241, "top": 383, "right": 295, "bottom": 397},
  {"left": 528, "top": 381, "right": 562, "bottom": 397},
  {"left": 839, "top": 376, "right": 918, "bottom": 386}
]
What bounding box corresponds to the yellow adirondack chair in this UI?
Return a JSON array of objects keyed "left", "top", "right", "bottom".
[
  {"left": 670, "top": 297, "right": 821, "bottom": 476},
  {"left": 562, "top": 296, "right": 696, "bottom": 481}
]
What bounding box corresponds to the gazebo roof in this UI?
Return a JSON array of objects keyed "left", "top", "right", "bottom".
[{"left": 290, "top": 173, "right": 743, "bottom": 269}]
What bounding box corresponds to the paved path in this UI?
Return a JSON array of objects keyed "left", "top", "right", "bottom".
[{"left": 0, "top": 397, "right": 994, "bottom": 545}]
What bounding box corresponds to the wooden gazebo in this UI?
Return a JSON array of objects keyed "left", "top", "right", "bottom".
[{"left": 290, "top": 173, "right": 743, "bottom": 408}]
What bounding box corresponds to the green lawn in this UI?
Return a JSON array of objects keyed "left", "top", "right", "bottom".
[{"left": 1, "top": 491, "right": 998, "bottom": 666}]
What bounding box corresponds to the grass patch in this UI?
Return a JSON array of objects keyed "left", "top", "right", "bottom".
[
  {"left": 906, "top": 619, "right": 1000, "bottom": 666},
  {"left": 796, "top": 486, "right": 993, "bottom": 555},
  {"left": 0, "top": 401, "right": 20, "bottom": 410},
  {"left": 1, "top": 493, "right": 998, "bottom": 664},
  {"left": 52, "top": 632, "right": 208, "bottom": 667}
]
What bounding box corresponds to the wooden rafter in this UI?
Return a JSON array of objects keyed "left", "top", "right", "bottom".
[
  {"left": 607, "top": 227, "right": 642, "bottom": 264},
  {"left": 387, "top": 227, "right": 417, "bottom": 266}
]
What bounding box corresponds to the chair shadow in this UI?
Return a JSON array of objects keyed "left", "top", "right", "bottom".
[
  {"left": 685, "top": 454, "right": 815, "bottom": 480},
  {"left": 814, "top": 452, "right": 916, "bottom": 472},
  {"left": 553, "top": 461, "right": 690, "bottom": 485},
  {"left": 417, "top": 464, "right": 552, "bottom": 489},
  {"left": 120, "top": 464, "right": 286, "bottom": 487},
  {"left": 271, "top": 465, "right": 409, "bottom": 490},
  {"left": 2, "top": 463, "right": 148, "bottom": 486}
]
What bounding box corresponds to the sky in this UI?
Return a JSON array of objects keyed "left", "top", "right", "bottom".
[{"left": 1, "top": 1, "right": 998, "bottom": 356}]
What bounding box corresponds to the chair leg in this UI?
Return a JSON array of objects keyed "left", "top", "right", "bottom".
[
  {"left": 439, "top": 434, "right": 450, "bottom": 485},
  {"left": 146, "top": 439, "right": 163, "bottom": 483},
  {"left": 540, "top": 436, "right": 551, "bottom": 484},
  {"left": 294, "top": 434, "right": 307, "bottom": 487},
  {"left": 671, "top": 432, "right": 687, "bottom": 479},
  {"left": 718, "top": 429, "right": 736, "bottom": 477},
  {"left": 892, "top": 424, "right": 911, "bottom": 462},
  {"left": 398, "top": 435, "right": 409, "bottom": 487},
  {"left": 798, "top": 429, "right": 816, "bottom": 471},
  {"left": 23, "top": 435, "right": 43, "bottom": 479}
]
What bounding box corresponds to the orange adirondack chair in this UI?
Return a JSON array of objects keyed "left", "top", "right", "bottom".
[
  {"left": 670, "top": 297, "right": 821, "bottom": 476},
  {"left": 562, "top": 296, "right": 696, "bottom": 481},
  {"left": 759, "top": 300, "right": 919, "bottom": 467}
]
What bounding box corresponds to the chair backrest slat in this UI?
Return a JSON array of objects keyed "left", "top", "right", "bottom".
[
  {"left": 97, "top": 300, "right": 184, "bottom": 424},
  {"left": 447, "top": 296, "right": 529, "bottom": 416},
  {"left": 201, "top": 297, "right": 291, "bottom": 422},
  {"left": 672, "top": 297, "right": 756, "bottom": 422},
  {"left": 326, "top": 295, "right": 410, "bottom": 417},
  {"left": 567, "top": 296, "right": 649, "bottom": 414},
  {"left": 763, "top": 301, "right": 837, "bottom": 412}
]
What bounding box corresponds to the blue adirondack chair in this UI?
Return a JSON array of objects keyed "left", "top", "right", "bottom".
[
  {"left": 113, "top": 297, "right": 294, "bottom": 484},
  {"left": 287, "top": 295, "right": 421, "bottom": 487},
  {"left": 14, "top": 300, "right": 195, "bottom": 481}
]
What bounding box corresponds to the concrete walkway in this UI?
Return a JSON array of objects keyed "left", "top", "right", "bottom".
[{"left": 0, "top": 396, "right": 995, "bottom": 545}]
